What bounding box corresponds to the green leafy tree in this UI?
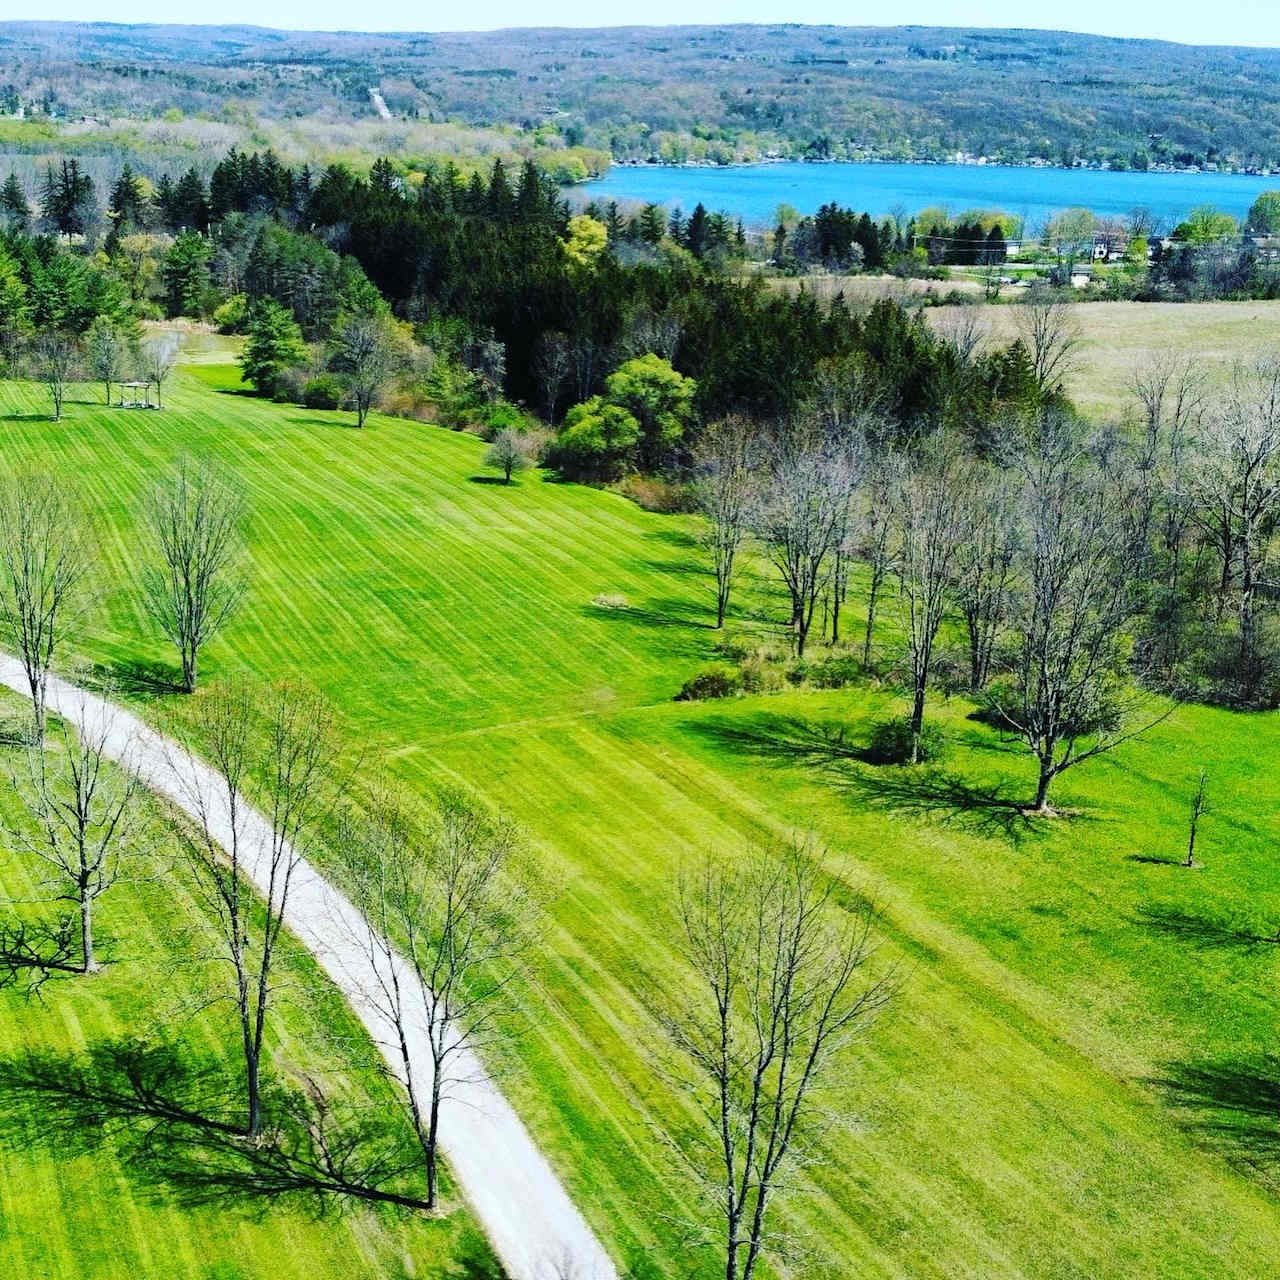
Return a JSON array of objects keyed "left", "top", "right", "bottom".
[
  {"left": 240, "top": 300, "right": 307, "bottom": 399},
  {"left": 163, "top": 231, "right": 213, "bottom": 318},
  {"left": 553, "top": 397, "right": 640, "bottom": 480},
  {"left": 603, "top": 353, "right": 696, "bottom": 471},
  {"left": 39, "top": 160, "right": 97, "bottom": 243},
  {"left": 1246, "top": 191, "right": 1280, "bottom": 235}
]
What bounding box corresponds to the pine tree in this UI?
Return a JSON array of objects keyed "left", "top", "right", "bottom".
[{"left": 0, "top": 172, "right": 28, "bottom": 233}]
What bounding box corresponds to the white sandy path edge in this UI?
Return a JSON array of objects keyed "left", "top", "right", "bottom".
[{"left": 0, "top": 655, "right": 616, "bottom": 1280}]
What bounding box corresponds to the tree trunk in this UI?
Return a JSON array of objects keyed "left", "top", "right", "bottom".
[
  {"left": 863, "top": 572, "right": 881, "bottom": 668},
  {"left": 1032, "top": 758, "right": 1054, "bottom": 813},
  {"left": 425, "top": 1076, "right": 442, "bottom": 1209},
  {"left": 243, "top": 1040, "right": 261, "bottom": 1138},
  {"left": 909, "top": 682, "right": 927, "bottom": 764},
  {"left": 79, "top": 888, "right": 98, "bottom": 973}
]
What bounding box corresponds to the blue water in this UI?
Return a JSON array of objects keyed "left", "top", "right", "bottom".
[{"left": 579, "top": 162, "right": 1280, "bottom": 230}]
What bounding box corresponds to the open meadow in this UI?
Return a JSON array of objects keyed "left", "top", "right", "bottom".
[
  {"left": 1, "top": 359, "right": 1279, "bottom": 1277},
  {"left": 926, "top": 299, "right": 1280, "bottom": 419}
]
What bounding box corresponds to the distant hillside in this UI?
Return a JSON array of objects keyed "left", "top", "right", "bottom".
[{"left": 2, "top": 21, "right": 1280, "bottom": 168}]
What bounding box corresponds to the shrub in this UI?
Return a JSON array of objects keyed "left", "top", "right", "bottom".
[
  {"left": 807, "top": 655, "right": 862, "bottom": 689},
  {"left": 617, "top": 475, "right": 699, "bottom": 513},
  {"left": 865, "top": 716, "right": 946, "bottom": 765},
  {"left": 213, "top": 293, "right": 249, "bottom": 334},
  {"left": 301, "top": 374, "right": 343, "bottom": 410},
  {"left": 739, "top": 654, "right": 784, "bottom": 694},
  {"left": 675, "top": 664, "right": 742, "bottom": 702}
]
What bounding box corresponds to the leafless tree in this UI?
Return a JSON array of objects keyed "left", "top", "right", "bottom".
[
  {"left": 935, "top": 306, "right": 988, "bottom": 366},
  {"left": 172, "top": 681, "right": 339, "bottom": 1138},
  {"left": 8, "top": 695, "right": 151, "bottom": 973},
  {"left": 0, "top": 473, "right": 88, "bottom": 742},
  {"left": 30, "top": 331, "right": 81, "bottom": 421},
  {"left": 857, "top": 449, "right": 903, "bottom": 668},
  {"left": 1185, "top": 768, "right": 1209, "bottom": 868},
  {"left": 953, "top": 461, "right": 1019, "bottom": 692},
  {"left": 1188, "top": 359, "right": 1280, "bottom": 693},
  {"left": 757, "top": 424, "right": 861, "bottom": 657},
  {"left": 662, "top": 839, "right": 893, "bottom": 1280},
  {"left": 484, "top": 427, "right": 536, "bottom": 484},
  {"left": 615, "top": 304, "right": 682, "bottom": 363},
  {"left": 142, "top": 460, "right": 247, "bottom": 694},
  {"left": 86, "top": 319, "right": 128, "bottom": 406},
  {"left": 340, "top": 781, "right": 532, "bottom": 1209},
  {"left": 1016, "top": 290, "right": 1081, "bottom": 393},
  {"left": 1130, "top": 354, "right": 1208, "bottom": 675},
  {"left": 140, "top": 333, "right": 179, "bottom": 409},
  {"left": 693, "top": 417, "right": 760, "bottom": 629},
  {"left": 995, "top": 414, "right": 1161, "bottom": 812},
  {"left": 330, "top": 313, "right": 403, "bottom": 428},
  {"left": 895, "top": 436, "right": 966, "bottom": 761},
  {"left": 534, "top": 330, "right": 572, "bottom": 423}
]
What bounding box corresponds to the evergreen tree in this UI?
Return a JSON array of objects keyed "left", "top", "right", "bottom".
[
  {"left": 240, "top": 299, "right": 307, "bottom": 398},
  {"left": 109, "top": 164, "right": 147, "bottom": 230},
  {"left": 0, "top": 172, "right": 28, "bottom": 233}
]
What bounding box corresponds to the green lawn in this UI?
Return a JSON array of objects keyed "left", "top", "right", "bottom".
[
  {"left": 0, "top": 699, "right": 488, "bottom": 1280},
  {"left": 2, "top": 367, "right": 1280, "bottom": 1276}
]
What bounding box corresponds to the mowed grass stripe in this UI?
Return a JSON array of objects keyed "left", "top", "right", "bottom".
[{"left": 2, "top": 370, "right": 1280, "bottom": 1275}]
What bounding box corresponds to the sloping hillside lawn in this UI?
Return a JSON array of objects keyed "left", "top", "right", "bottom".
[{"left": 0, "top": 367, "right": 1278, "bottom": 1276}]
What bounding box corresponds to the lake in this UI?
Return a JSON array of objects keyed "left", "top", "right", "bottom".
[{"left": 578, "top": 162, "right": 1280, "bottom": 231}]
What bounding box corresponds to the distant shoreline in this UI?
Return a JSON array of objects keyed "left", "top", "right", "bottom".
[{"left": 597, "top": 157, "right": 1277, "bottom": 182}]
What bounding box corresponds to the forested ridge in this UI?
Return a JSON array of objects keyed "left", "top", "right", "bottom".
[{"left": 3, "top": 22, "right": 1280, "bottom": 171}]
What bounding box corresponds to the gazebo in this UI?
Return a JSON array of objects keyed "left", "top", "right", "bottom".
[{"left": 119, "top": 380, "right": 155, "bottom": 409}]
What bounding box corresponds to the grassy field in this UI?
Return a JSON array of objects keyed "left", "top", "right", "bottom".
[
  {"left": 1, "top": 364, "right": 1280, "bottom": 1276},
  {"left": 0, "top": 694, "right": 489, "bottom": 1280},
  {"left": 926, "top": 298, "right": 1280, "bottom": 418}
]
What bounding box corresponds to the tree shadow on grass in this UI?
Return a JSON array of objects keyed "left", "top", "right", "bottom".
[
  {"left": 1147, "top": 1056, "right": 1280, "bottom": 1184},
  {"left": 85, "top": 657, "right": 187, "bottom": 699},
  {"left": 468, "top": 474, "right": 515, "bottom": 485},
  {"left": 0, "top": 1038, "right": 433, "bottom": 1214},
  {"left": 1133, "top": 905, "right": 1280, "bottom": 951},
  {"left": 583, "top": 596, "right": 715, "bottom": 633},
  {"left": 645, "top": 527, "right": 699, "bottom": 550},
  {"left": 692, "top": 712, "right": 1039, "bottom": 843}
]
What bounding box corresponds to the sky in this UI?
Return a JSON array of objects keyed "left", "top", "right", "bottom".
[{"left": 15, "top": 1, "right": 1280, "bottom": 49}]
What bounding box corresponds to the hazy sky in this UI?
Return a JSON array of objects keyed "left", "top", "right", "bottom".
[{"left": 21, "top": 2, "right": 1280, "bottom": 48}]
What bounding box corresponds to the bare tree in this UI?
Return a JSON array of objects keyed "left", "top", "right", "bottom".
[
  {"left": 1016, "top": 290, "right": 1081, "bottom": 393},
  {"left": 534, "top": 330, "right": 572, "bottom": 423},
  {"left": 484, "top": 427, "right": 536, "bottom": 484},
  {"left": 330, "top": 313, "right": 403, "bottom": 428},
  {"left": 142, "top": 460, "right": 247, "bottom": 694},
  {"left": 758, "top": 424, "right": 860, "bottom": 657},
  {"left": 1185, "top": 768, "right": 1209, "bottom": 868},
  {"left": 694, "top": 417, "right": 760, "bottom": 628},
  {"left": 340, "top": 781, "right": 532, "bottom": 1209},
  {"left": 140, "top": 333, "right": 179, "bottom": 409},
  {"left": 8, "top": 695, "right": 151, "bottom": 972},
  {"left": 1188, "top": 359, "right": 1280, "bottom": 698},
  {"left": 895, "top": 436, "right": 965, "bottom": 762},
  {"left": 86, "top": 317, "right": 128, "bottom": 406},
  {"left": 30, "top": 331, "right": 81, "bottom": 422},
  {"left": 934, "top": 306, "right": 988, "bottom": 366},
  {"left": 995, "top": 414, "right": 1161, "bottom": 812},
  {"left": 173, "top": 681, "right": 338, "bottom": 1138},
  {"left": 0, "top": 473, "right": 88, "bottom": 742},
  {"left": 857, "top": 449, "right": 903, "bottom": 669},
  {"left": 662, "top": 840, "right": 892, "bottom": 1280},
  {"left": 1130, "top": 354, "right": 1207, "bottom": 676},
  {"left": 953, "top": 461, "right": 1019, "bottom": 692}
]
